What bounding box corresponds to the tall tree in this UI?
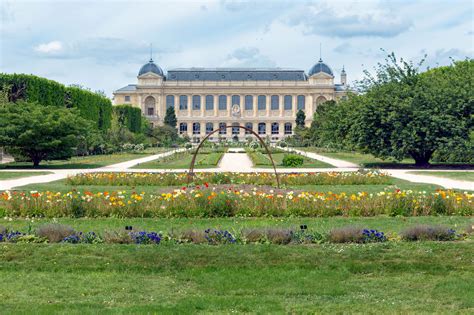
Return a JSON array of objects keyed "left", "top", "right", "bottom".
[
  {"left": 295, "top": 109, "right": 306, "bottom": 128},
  {"left": 164, "top": 106, "right": 177, "bottom": 129},
  {"left": 350, "top": 56, "right": 473, "bottom": 166},
  {"left": 0, "top": 101, "right": 90, "bottom": 166}
]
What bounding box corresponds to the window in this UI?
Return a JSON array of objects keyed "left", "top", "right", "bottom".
[
  {"left": 219, "top": 122, "right": 227, "bottom": 134},
  {"left": 124, "top": 95, "right": 131, "bottom": 102},
  {"left": 245, "top": 122, "right": 253, "bottom": 134},
  {"left": 179, "top": 95, "right": 188, "bottom": 110},
  {"left": 232, "top": 123, "right": 239, "bottom": 135},
  {"left": 206, "top": 122, "right": 213, "bottom": 134},
  {"left": 145, "top": 96, "right": 155, "bottom": 116},
  {"left": 258, "top": 95, "right": 266, "bottom": 110},
  {"left": 271, "top": 122, "right": 279, "bottom": 134},
  {"left": 166, "top": 95, "right": 174, "bottom": 108},
  {"left": 232, "top": 95, "right": 240, "bottom": 106},
  {"left": 219, "top": 95, "right": 227, "bottom": 110},
  {"left": 297, "top": 95, "right": 305, "bottom": 110},
  {"left": 179, "top": 123, "right": 187, "bottom": 134},
  {"left": 271, "top": 95, "right": 279, "bottom": 110},
  {"left": 258, "top": 123, "right": 266, "bottom": 135},
  {"left": 193, "top": 122, "right": 200, "bottom": 135},
  {"left": 244, "top": 95, "right": 253, "bottom": 110},
  {"left": 192, "top": 95, "right": 201, "bottom": 110},
  {"left": 205, "top": 95, "right": 214, "bottom": 110},
  {"left": 284, "top": 123, "right": 292, "bottom": 135},
  {"left": 284, "top": 95, "right": 292, "bottom": 110}
]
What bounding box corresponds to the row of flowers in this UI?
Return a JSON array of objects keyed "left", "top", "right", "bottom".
[
  {"left": 66, "top": 171, "right": 391, "bottom": 186},
  {"left": 0, "top": 224, "right": 464, "bottom": 245},
  {"left": 0, "top": 188, "right": 472, "bottom": 218}
]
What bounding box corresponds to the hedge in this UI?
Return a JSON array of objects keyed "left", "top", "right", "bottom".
[
  {"left": 0, "top": 73, "right": 112, "bottom": 130},
  {"left": 113, "top": 105, "right": 143, "bottom": 133}
]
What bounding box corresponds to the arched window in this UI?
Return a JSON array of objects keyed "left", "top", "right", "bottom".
[
  {"left": 232, "top": 123, "right": 239, "bottom": 135},
  {"left": 193, "top": 122, "right": 201, "bottom": 135},
  {"left": 245, "top": 95, "right": 253, "bottom": 110},
  {"left": 232, "top": 95, "right": 240, "bottom": 106},
  {"left": 284, "top": 95, "right": 292, "bottom": 110},
  {"left": 166, "top": 95, "right": 175, "bottom": 109},
  {"left": 145, "top": 96, "right": 156, "bottom": 116},
  {"left": 297, "top": 95, "right": 305, "bottom": 110},
  {"left": 205, "top": 95, "right": 214, "bottom": 110},
  {"left": 219, "top": 122, "right": 227, "bottom": 134},
  {"left": 179, "top": 123, "right": 187, "bottom": 134},
  {"left": 179, "top": 95, "right": 188, "bottom": 110},
  {"left": 271, "top": 95, "right": 279, "bottom": 110},
  {"left": 219, "top": 95, "right": 227, "bottom": 110},
  {"left": 245, "top": 122, "right": 253, "bottom": 134},
  {"left": 192, "top": 95, "right": 201, "bottom": 110},
  {"left": 258, "top": 123, "right": 266, "bottom": 135},
  {"left": 316, "top": 96, "right": 327, "bottom": 106},
  {"left": 271, "top": 122, "right": 279, "bottom": 134},
  {"left": 284, "top": 123, "right": 292, "bottom": 135},
  {"left": 206, "top": 122, "right": 213, "bottom": 134},
  {"left": 258, "top": 95, "right": 266, "bottom": 110}
]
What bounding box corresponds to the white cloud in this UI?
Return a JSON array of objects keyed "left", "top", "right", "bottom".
[{"left": 34, "top": 41, "right": 63, "bottom": 54}]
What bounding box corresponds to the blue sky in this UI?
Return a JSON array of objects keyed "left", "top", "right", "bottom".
[{"left": 1, "top": 0, "right": 473, "bottom": 97}]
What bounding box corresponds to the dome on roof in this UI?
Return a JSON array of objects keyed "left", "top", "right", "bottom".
[
  {"left": 138, "top": 59, "right": 164, "bottom": 76},
  {"left": 308, "top": 58, "right": 333, "bottom": 77}
]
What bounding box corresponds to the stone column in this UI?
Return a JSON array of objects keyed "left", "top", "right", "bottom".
[
  {"left": 213, "top": 95, "right": 218, "bottom": 117},
  {"left": 200, "top": 94, "right": 205, "bottom": 117},
  {"left": 253, "top": 95, "right": 257, "bottom": 117}
]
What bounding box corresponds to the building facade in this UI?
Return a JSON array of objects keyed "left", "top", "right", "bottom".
[{"left": 113, "top": 58, "right": 348, "bottom": 142}]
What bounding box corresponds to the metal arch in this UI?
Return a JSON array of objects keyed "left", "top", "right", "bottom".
[{"left": 187, "top": 125, "right": 280, "bottom": 188}]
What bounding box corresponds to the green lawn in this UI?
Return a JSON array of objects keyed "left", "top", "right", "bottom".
[
  {"left": 409, "top": 171, "right": 474, "bottom": 181},
  {"left": 0, "top": 240, "right": 472, "bottom": 313},
  {"left": 301, "top": 148, "right": 413, "bottom": 166},
  {"left": 248, "top": 150, "right": 332, "bottom": 168},
  {"left": 0, "top": 171, "right": 52, "bottom": 180},
  {"left": 133, "top": 152, "right": 223, "bottom": 169},
  {"left": 10, "top": 177, "right": 442, "bottom": 194},
  {"left": 0, "top": 152, "right": 165, "bottom": 169}
]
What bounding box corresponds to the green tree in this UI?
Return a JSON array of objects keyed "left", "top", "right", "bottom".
[
  {"left": 350, "top": 56, "right": 473, "bottom": 166},
  {"left": 295, "top": 109, "right": 306, "bottom": 128},
  {"left": 0, "top": 101, "right": 91, "bottom": 166},
  {"left": 164, "top": 106, "right": 177, "bottom": 129},
  {"left": 147, "top": 124, "right": 182, "bottom": 147}
]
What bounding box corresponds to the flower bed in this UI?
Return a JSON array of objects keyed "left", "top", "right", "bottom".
[
  {"left": 66, "top": 171, "right": 391, "bottom": 186},
  {"left": 0, "top": 188, "right": 472, "bottom": 218}
]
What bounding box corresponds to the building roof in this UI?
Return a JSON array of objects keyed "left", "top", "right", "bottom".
[
  {"left": 115, "top": 84, "right": 137, "bottom": 92},
  {"left": 166, "top": 68, "right": 307, "bottom": 81},
  {"left": 138, "top": 59, "right": 164, "bottom": 76},
  {"left": 308, "top": 59, "right": 334, "bottom": 77}
]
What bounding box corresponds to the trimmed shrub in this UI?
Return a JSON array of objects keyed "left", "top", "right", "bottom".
[
  {"left": 36, "top": 224, "right": 75, "bottom": 243},
  {"left": 329, "top": 226, "right": 365, "bottom": 243},
  {"left": 179, "top": 230, "right": 207, "bottom": 244},
  {"left": 113, "top": 105, "right": 142, "bottom": 133},
  {"left": 401, "top": 225, "right": 457, "bottom": 241},
  {"left": 103, "top": 231, "right": 134, "bottom": 244},
  {"left": 282, "top": 154, "right": 304, "bottom": 167}
]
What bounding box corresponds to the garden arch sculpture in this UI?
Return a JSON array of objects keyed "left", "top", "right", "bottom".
[{"left": 187, "top": 125, "right": 280, "bottom": 188}]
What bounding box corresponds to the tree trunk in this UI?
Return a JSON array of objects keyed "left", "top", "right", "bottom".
[
  {"left": 412, "top": 152, "right": 433, "bottom": 167},
  {"left": 32, "top": 157, "right": 41, "bottom": 168}
]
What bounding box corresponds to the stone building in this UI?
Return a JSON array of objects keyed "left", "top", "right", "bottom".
[{"left": 113, "top": 58, "right": 349, "bottom": 142}]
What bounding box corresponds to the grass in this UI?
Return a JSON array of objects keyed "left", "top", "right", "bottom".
[
  {"left": 0, "top": 152, "right": 165, "bottom": 170},
  {"left": 133, "top": 151, "right": 223, "bottom": 169},
  {"left": 248, "top": 150, "right": 332, "bottom": 168},
  {"left": 0, "top": 239, "right": 472, "bottom": 313},
  {"left": 2, "top": 216, "right": 471, "bottom": 234},
  {"left": 408, "top": 171, "right": 474, "bottom": 181},
  {"left": 0, "top": 171, "right": 52, "bottom": 180},
  {"left": 10, "top": 177, "right": 442, "bottom": 194},
  {"left": 301, "top": 148, "right": 474, "bottom": 169}
]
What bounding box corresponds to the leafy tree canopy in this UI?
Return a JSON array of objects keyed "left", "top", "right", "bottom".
[
  {"left": 164, "top": 106, "right": 177, "bottom": 129},
  {"left": 0, "top": 101, "right": 91, "bottom": 166}
]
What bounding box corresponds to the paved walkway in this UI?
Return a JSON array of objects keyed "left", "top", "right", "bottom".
[
  {"left": 0, "top": 148, "right": 472, "bottom": 191},
  {"left": 0, "top": 149, "right": 183, "bottom": 190}
]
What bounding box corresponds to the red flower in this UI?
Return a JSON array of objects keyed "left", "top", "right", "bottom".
[{"left": 181, "top": 187, "right": 187, "bottom": 191}]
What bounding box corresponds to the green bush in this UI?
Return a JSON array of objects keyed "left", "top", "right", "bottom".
[
  {"left": 282, "top": 154, "right": 304, "bottom": 167},
  {"left": 0, "top": 73, "right": 112, "bottom": 130}
]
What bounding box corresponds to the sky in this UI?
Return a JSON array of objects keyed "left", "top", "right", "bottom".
[{"left": 1, "top": 0, "right": 473, "bottom": 97}]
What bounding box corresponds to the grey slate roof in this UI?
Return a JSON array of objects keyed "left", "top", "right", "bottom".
[
  {"left": 139, "top": 59, "right": 164, "bottom": 76},
  {"left": 166, "top": 68, "right": 307, "bottom": 81},
  {"left": 308, "top": 59, "right": 334, "bottom": 76},
  {"left": 334, "top": 84, "right": 347, "bottom": 91},
  {"left": 115, "top": 84, "right": 137, "bottom": 92}
]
